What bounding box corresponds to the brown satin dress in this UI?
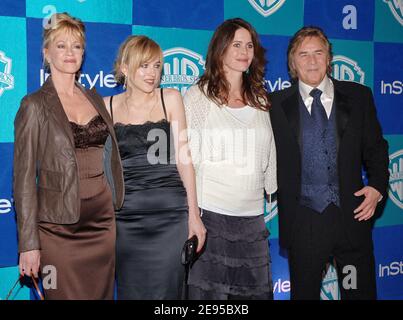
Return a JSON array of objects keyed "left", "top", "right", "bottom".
[{"left": 38, "top": 115, "right": 115, "bottom": 300}]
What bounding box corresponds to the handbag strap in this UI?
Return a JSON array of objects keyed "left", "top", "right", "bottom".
[{"left": 5, "top": 275, "right": 44, "bottom": 300}]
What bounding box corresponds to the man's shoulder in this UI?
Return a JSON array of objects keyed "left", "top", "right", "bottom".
[
  {"left": 269, "top": 84, "right": 298, "bottom": 107},
  {"left": 269, "top": 85, "right": 296, "bottom": 98},
  {"left": 332, "top": 78, "right": 371, "bottom": 96}
]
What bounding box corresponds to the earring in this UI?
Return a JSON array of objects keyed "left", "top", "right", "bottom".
[{"left": 123, "top": 75, "right": 127, "bottom": 89}]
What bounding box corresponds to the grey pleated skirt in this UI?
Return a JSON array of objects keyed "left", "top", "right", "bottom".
[{"left": 187, "top": 209, "right": 273, "bottom": 300}]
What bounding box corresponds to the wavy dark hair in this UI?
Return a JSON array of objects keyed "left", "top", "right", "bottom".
[{"left": 198, "top": 18, "right": 269, "bottom": 111}]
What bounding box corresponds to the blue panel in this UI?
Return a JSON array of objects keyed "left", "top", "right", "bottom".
[
  {"left": 0, "top": 0, "right": 26, "bottom": 17},
  {"left": 304, "top": 0, "right": 374, "bottom": 41},
  {"left": 0, "top": 143, "right": 18, "bottom": 267},
  {"left": 373, "top": 224, "right": 403, "bottom": 299},
  {"left": 133, "top": 0, "right": 223, "bottom": 30},
  {"left": 374, "top": 42, "right": 403, "bottom": 134},
  {"left": 270, "top": 239, "right": 291, "bottom": 300},
  {"left": 260, "top": 34, "right": 292, "bottom": 93}
]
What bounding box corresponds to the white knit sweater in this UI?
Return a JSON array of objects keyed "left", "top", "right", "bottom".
[{"left": 183, "top": 85, "right": 277, "bottom": 216}]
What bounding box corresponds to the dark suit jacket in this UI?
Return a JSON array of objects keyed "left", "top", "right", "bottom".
[
  {"left": 13, "top": 76, "right": 124, "bottom": 252},
  {"left": 269, "top": 78, "right": 389, "bottom": 249}
]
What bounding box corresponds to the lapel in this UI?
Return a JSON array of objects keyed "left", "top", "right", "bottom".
[
  {"left": 281, "top": 84, "right": 301, "bottom": 148},
  {"left": 333, "top": 79, "right": 353, "bottom": 144},
  {"left": 41, "top": 76, "right": 114, "bottom": 149},
  {"left": 41, "top": 76, "right": 75, "bottom": 148}
]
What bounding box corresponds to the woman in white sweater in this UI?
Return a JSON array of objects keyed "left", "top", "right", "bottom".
[{"left": 183, "top": 18, "right": 277, "bottom": 299}]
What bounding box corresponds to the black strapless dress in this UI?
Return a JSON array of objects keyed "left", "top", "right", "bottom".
[{"left": 112, "top": 93, "right": 188, "bottom": 300}]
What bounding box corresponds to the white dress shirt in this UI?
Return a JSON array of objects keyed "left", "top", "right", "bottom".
[{"left": 299, "top": 75, "right": 334, "bottom": 119}]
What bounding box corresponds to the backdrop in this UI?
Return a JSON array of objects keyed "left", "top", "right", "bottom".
[{"left": 0, "top": 0, "right": 402, "bottom": 300}]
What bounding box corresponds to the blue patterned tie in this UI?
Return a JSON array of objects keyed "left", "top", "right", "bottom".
[{"left": 310, "top": 88, "right": 328, "bottom": 132}]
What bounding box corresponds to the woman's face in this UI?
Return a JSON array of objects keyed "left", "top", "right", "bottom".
[
  {"left": 222, "top": 27, "right": 254, "bottom": 75},
  {"left": 44, "top": 30, "right": 84, "bottom": 76},
  {"left": 127, "top": 57, "right": 162, "bottom": 93}
]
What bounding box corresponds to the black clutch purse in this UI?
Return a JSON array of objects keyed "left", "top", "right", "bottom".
[{"left": 181, "top": 235, "right": 198, "bottom": 266}]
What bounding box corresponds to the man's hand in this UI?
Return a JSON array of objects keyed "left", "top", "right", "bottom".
[{"left": 353, "top": 186, "right": 382, "bottom": 221}]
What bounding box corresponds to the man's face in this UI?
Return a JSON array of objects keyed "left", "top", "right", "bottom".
[{"left": 292, "top": 36, "right": 330, "bottom": 87}]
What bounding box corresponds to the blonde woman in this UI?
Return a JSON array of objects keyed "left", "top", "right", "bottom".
[
  {"left": 104, "top": 35, "right": 205, "bottom": 299},
  {"left": 13, "top": 13, "right": 124, "bottom": 299}
]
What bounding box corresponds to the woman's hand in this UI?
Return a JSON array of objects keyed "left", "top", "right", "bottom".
[
  {"left": 188, "top": 209, "right": 207, "bottom": 253},
  {"left": 19, "top": 250, "right": 40, "bottom": 278}
]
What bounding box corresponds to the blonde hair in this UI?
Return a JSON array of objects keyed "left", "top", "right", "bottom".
[
  {"left": 287, "top": 26, "right": 333, "bottom": 80},
  {"left": 114, "top": 35, "right": 163, "bottom": 85},
  {"left": 43, "top": 13, "right": 85, "bottom": 68}
]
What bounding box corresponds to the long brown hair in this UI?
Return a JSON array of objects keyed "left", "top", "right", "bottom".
[{"left": 198, "top": 18, "right": 269, "bottom": 111}]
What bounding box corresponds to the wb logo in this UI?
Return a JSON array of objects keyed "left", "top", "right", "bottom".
[
  {"left": 161, "top": 47, "right": 205, "bottom": 95},
  {"left": 320, "top": 262, "right": 341, "bottom": 300},
  {"left": 383, "top": 0, "right": 403, "bottom": 26},
  {"left": 388, "top": 149, "right": 403, "bottom": 210},
  {"left": 264, "top": 198, "right": 278, "bottom": 224},
  {"left": 0, "top": 51, "right": 14, "bottom": 97},
  {"left": 247, "top": 0, "right": 286, "bottom": 17},
  {"left": 332, "top": 55, "right": 365, "bottom": 85}
]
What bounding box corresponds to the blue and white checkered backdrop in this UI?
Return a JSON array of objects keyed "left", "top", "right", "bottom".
[{"left": 0, "top": 0, "right": 402, "bottom": 300}]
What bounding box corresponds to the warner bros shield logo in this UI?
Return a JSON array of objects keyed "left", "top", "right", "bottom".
[
  {"left": 161, "top": 47, "right": 205, "bottom": 95},
  {"left": 320, "top": 262, "right": 341, "bottom": 300},
  {"left": 247, "top": 0, "right": 286, "bottom": 17},
  {"left": 332, "top": 55, "right": 365, "bottom": 84},
  {"left": 383, "top": 0, "right": 403, "bottom": 26},
  {"left": 264, "top": 199, "right": 278, "bottom": 223},
  {"left": 389, "top": 149, "right": 403, "bottom": 210},
  {"left": 0, "top": 51, "right": 14, "bottom": 97}
]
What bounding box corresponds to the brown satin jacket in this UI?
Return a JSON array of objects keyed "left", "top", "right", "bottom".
[{"left": 13, "top": 76, "right": 124, "bottom": 253}]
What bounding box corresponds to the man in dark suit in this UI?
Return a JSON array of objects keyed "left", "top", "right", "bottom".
[{"left": 269, "top": 26, "right": 389, "bottom": 300}]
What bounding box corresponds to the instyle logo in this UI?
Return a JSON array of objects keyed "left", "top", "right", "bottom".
[
  {"left": 378, "top": 261, "right": 403, "bottom": 277},
  {"left": 273, "top": 278, "right": 290, "bottom": 294},
  {"left": 266, "top": 78, "right": 292, "bottom": 93},
  {"left": 247, "top": 0, "right": 286, "bottom": 17},
  {"left": 0, "top": 198, "right": 13, "bottom": 214},
  {"left": 380, "top": 80, "right": 403, "bottom": 95},
  {"left": 332, "top": 55, "right": 365, "bottom": 84},
  {"left": 0, "top": 51, "right": 14, "bottom": 97},
  {"left": 383, "top": 0, "right": 403, "bottom": 26},
  {"left": 40, "top": 69, "right": 117, "bottom": 88},
  {"left": 161, "top": 47, "right": 205, "bottom": 95},
  {"left": 320, "top": 263, "right": 340, "bottom": 300},
  {"left": 388, "top": 149, "right": 403, "bottom": 210}
]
